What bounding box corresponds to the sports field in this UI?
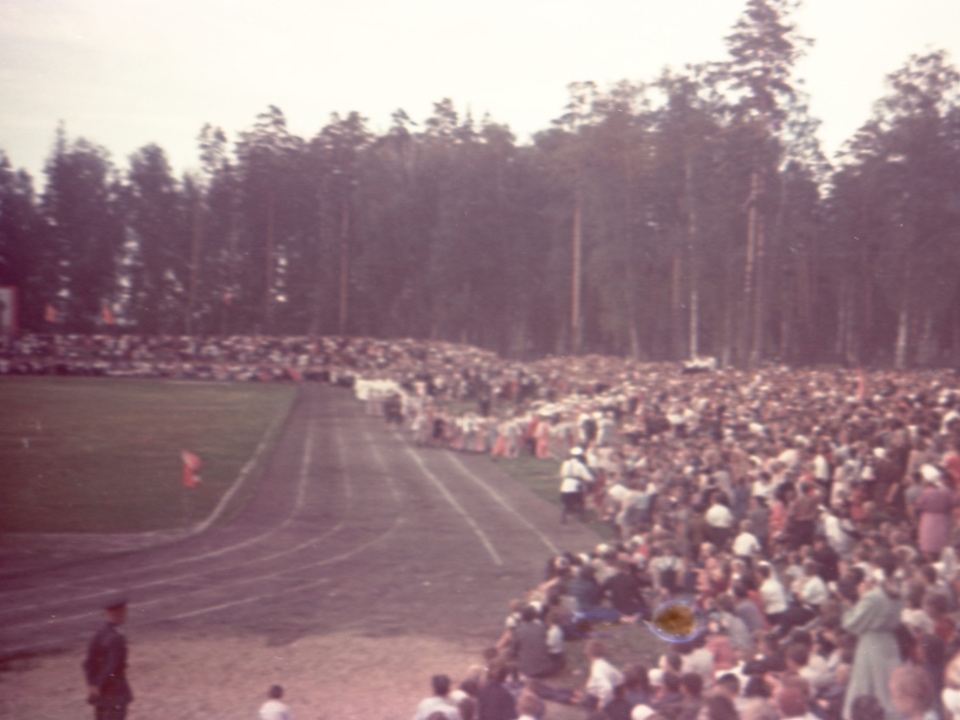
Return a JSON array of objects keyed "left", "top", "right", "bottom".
[{"left": 0, "top": 377, "right": 296, "bottom": 533}]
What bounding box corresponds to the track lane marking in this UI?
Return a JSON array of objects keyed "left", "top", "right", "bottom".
[
  {"left": 444, "top": 452, "right": 560, "bottom": 555},
  {"left": 0, "top": 424, "right": 400, "bottom": 642},
  {"left": 402, "top": 446, "right": 503, "bottom": 566}
]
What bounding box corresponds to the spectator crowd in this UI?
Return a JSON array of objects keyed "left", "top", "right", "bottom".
[{"left": 6, "top": 333, "right": 960, "bottom": 720}]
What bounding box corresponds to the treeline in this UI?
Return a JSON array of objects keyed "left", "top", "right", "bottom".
[{"left": 1, "top": 0, "right": 960, "bottom": 368}]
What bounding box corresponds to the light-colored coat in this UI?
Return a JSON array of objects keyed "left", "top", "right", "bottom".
[{"left": 841, "top": 584, "right": 904, "bottom": 720}]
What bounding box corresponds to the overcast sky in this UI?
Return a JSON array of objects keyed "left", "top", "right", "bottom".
[{"left": 2, "top": 0, "right": 959, "bottom": 184}]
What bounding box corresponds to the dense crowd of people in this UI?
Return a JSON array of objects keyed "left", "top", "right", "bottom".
[
  {"left": 8, "top": 333, "right": 960, "bottom": 719},
  {"left": 384, "top": 352, "right": 960, "bottom": 719}
]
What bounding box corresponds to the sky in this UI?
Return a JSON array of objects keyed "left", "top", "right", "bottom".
[{"left": 2, "top": 0, "right": 960, "bottom": 184}]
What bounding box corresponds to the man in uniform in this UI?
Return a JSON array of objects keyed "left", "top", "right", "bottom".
[
  {"left": 83, "top": 596, "right": 133, "bottom": 720},
  {"left": 559, "top": 446, "right": 594, "bottom": 523}
]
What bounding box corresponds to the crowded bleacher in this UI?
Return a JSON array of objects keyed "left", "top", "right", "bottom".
[{"left": 6, "top": 333, "right": 960, "bottom": 719}]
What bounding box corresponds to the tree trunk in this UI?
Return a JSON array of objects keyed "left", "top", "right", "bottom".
[
  {"left": 895, "top": 307, "right": 909, "bottom": 370},
  {"left": 186, "top": 193, "right": 202, "bottom": 335},
  {"left": 264, "top": 191, "right": 276, "bottom": 333},
  {"left": 571, "top": 182, "right": 583, "bottom": 354},
  {"left": 740, "top": 169, "right": 761, "bottom": 367},
  {"left": 685, "top": 153, "right": 700, "bottom": 360},
  {"left": 338, "top": 194, "right": 350, "bottom": 336},
  {"left": 750, "top": 211, "right": 767, "bottom": 367},
  {"left": 671, "top": 243, "right": 684, "bottom": 359}
]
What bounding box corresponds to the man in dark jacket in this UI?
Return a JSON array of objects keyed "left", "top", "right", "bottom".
[
  {"left": 83, "top": 596, "right": 132, "bottom": 720},
  {"left": 510, "top": 605, "right": 556, "bottom": 679},
  {"left": 477, "top": 663, "right": 517, "bottom": 720},
  {"left": 600, "top": 561, "right": 650, "bottom": 620}
]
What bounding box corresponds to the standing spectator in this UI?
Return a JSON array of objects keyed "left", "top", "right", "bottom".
[
  {"left": 732, "top": 519, "right": 762, "bottom": 563},
  {"left": 83, "top": 596, "right": 133, "bottom": 720},
  {"left": 810, "top": 536, "right": 840, "bottom": 584},
  {"left": 841, "top": 550, "right": 905, "bottom": 720},
  {"left": 259, "top": 685, "right": 293, "bottom": 720},
  {"left": 747, "top": 496, "right": 771, "bottom": 553},
  {"left": 414, "top": 675, "right": 462, "bottom": 720},
  {"left": 787, "top": 482, "right": 820, "bottom": 550},
  {"left": 756, "top": 563, "right": 789, "bottom": 629},
  {"left": 559, "top": 447, "right": 594, "bottom": 523},
  {"left": 914, "top": 466, "right": 956, "bottom": 561},
  {"left": 704, "top": 493, "right": 736, "bottom": 550},
  {"left": 732, "top": 583, "right": 767, "bottom": 635}
]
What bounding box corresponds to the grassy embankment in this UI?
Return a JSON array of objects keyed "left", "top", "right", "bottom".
[{"left": 0, "top": 377, "right": 296, "bottom": 533}]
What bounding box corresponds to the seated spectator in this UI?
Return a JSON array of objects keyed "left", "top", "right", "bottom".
[
  {"left": 515, "top": 692, "right": 543, "bottom": 720},
  {"left": 477, "top": 664, "right": 516, "bottom": 720},
  {"left": 415, "top": 675, "right": 462, "bottom": 720},
  {"left": 584, "top": 639, "right": 625, "bottom": 711},
  {"left": 600, "top": 560, "right": 650, "bottom": 620},
  {"left": 510, "top": 605, "right": 556, "bottom": 680},
  {"left": 258, "top": 685, "right": 292, "bottom": 720}
]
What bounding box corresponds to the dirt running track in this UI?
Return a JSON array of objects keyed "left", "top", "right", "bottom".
[{"left": 0, "top": 385, "right": 600, "bottom": 719}]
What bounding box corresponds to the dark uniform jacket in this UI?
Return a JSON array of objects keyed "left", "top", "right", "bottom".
[{"left": 83, "top": 622, "right": 132, "bottom": 705}]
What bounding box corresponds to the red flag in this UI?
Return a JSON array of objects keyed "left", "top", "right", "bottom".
[
  {"left": 44, "top": 303, "right": 59, "bottom": 323},
  {"left": 102, "top": 304, "right": 115, "bottom": 325},
  {"left": 223, "top": 291, "right": 232, "bottom": 306},
  {"left": 182, "top": 450, "right": 202, "bottom": 488}
]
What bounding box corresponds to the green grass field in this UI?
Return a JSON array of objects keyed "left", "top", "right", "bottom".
[{"left": 0, "top": 377, "right": 296, "bottom": 533}]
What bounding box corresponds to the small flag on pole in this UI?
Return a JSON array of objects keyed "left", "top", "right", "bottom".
[
  {"left": 182, "top": 450, "right": 202, "bottom": 488},
  {"left": 102, "top": 304, "right": 115, "bottom": 325}
]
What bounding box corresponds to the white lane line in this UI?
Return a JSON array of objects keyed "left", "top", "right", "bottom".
[
  {"left": 0, "top": 420, "right": 338, "bottom": 625},
  {"left": 0, "top": 423, "right": 392, "bottom": 636},
  {"left": 445, "top": 453, "right": 560, "bottom": 555},
  {"left": 193, "top": 409, "right": 286, "bottom": 534},
  {"left": 402, "top": 446, "right": 503, "bottom": 566},
  {"left": 0, "top": 410, "right": 299, "bottom": 606},
  {"left": 162, "top": 429, "right": 403, "bottom": 622}
]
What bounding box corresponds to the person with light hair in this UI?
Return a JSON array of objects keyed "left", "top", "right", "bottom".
[
  {"left": 943, "top": 651, "right": 960, "bottom": 720},
  {"left": 583, "top": 639, "right": 624, "bottom": 710},
  {"left": 889, "top": 664, "right": 938, "bottom": 720}
]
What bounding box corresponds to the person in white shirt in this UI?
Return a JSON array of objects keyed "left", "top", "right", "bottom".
[
  {"left": 797, "top": 561, "right": 828, "bottom": 608},
  {"left": 704, "top": 493, "right": 736, "bottom": 549},
  {"left": 413, "top": 675, "right": 461, "bottom": 720},
  {"left": 732, "top": 519, "right": 762, "bottom": 560},
  {"left": 559, "top": 447, "right": 594, "bottom": 523},
  {"left": 259, "top": 685, "right": 292, "bottom": 720},
  {"left": 583, "top": 639, "right": 624, "bottom": 710},
  {"left": 757, "top": 563, "right": 788, "bottom": 627}
]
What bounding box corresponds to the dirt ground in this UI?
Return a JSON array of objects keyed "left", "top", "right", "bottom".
[{"left": 0, "top": 386, "right": 602, "bottom": 718}]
